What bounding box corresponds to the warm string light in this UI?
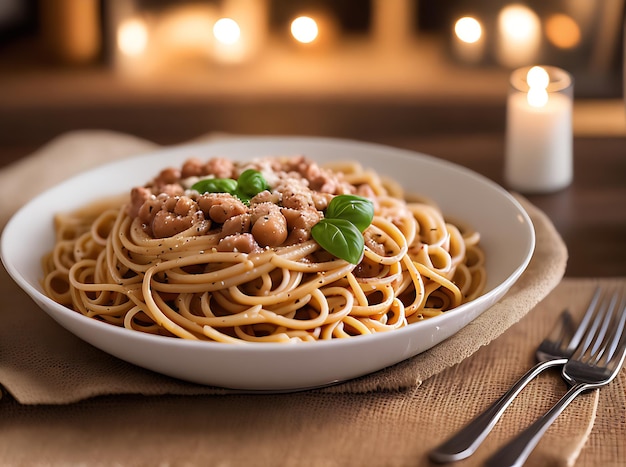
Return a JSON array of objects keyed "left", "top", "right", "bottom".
[
  {"left": 451, "top": 4, "right": 582, "bottom": 66},
  {"left": 115, "top": 13, "right": 324, "bottom": 66},
  {"left": 116, "top": 4, "right": 582, "bottom": 67}
]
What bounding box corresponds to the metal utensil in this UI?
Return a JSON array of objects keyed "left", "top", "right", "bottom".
[
  {"left": 485, "top": 288, "right": 626, "bottom": 467},
  {"left": 429, "top": 289, "right": 601, "bottom": 463}
]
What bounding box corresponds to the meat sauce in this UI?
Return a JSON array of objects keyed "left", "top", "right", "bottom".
[{"left": 126, "top": 155, "right": 364, "bottom": 253}]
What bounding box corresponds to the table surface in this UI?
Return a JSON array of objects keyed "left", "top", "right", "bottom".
[{"left": 0, "top": 132, "right": 624, "bottom": 467}]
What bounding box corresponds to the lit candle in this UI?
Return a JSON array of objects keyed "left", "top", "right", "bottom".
[{"left": 505, "top": 66, "right": 574, "bottom": 193}]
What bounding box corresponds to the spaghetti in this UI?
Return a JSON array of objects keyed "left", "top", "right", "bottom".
[{"left": 42, "top": 155, "right": 486, "bottom": 343}]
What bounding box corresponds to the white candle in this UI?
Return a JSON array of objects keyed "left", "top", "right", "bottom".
[{"left": 505, "top": 66, "right": 574, "bottom": 193}]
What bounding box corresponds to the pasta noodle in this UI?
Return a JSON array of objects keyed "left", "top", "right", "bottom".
[{"left": 42, "top": 155, "right": 486, "bottom": 343}]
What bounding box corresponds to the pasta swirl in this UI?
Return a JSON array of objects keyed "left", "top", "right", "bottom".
[{"left": 42, "top": 156, "right": 486, "bottom": 343}]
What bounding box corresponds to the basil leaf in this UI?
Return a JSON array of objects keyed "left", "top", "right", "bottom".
[
  {"left": 192, "top": 178, "right": 238, "bottom": 195},
  {"left": 325, "top": 194, "right": 374, "bottom": 232},
  {"left": 311, "top": 218, "right": 364, "bottom": 265},
  {"left": 233, "top": 188, "right": 252, "bottom": 205},
  {"left": 237, "top": 169, "right": 269, "bottom": 197}
]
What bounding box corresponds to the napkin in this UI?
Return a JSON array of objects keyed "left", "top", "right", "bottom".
[{"left": 0, "top": 130, "right": 567, "bottom": 405}]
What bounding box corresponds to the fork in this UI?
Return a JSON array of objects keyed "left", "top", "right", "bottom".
[
  {"left": 429, "top": 289, "right": 601, "bottom": 463},
  {"left": 485, "top": 288, "right": 626, "bottom": 467}
]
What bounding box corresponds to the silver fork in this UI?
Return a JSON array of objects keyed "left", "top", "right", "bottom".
[
  {"left": 486, "top": 288, "right": 626, "bottom": 467},
  {"left": 429, "top": 289, "right": 601, "bottom": 463}
]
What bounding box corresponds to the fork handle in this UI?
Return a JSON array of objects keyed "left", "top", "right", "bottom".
[
  {"left": 484, "top": 383, "right": 589, "bottom": 467},
  {"left": 429, "top": 359, "right": 564, "bottom": 463}
]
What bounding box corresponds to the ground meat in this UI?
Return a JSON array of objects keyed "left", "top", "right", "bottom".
[
  {"left": 217, "top": 233, "right": 259, "bottom": 253},
  {"left": 137, "top": 195, "right": 164, "bottom": 230},
  {"left": 284, "top": 155, "right": 354, "bottom": 194},
  {"left": 280, "top": 184, "right": 315, "bottom": 210},
  {"left": 249, "top": 190, "right": 281, "bottom": 206},
  {"left": 250, "top": 203, "right": 288, "bottom": 247},
  {"left": 205, "top": 157, "right": 234, "bottom": 179},
  {"left": 150, "top": 196, "right": 202, "bottom": 238},
  {"left": 221, "top": 213, "right": 251, "bottom": 238},
  {"left": 154, "top": 167, "right": 181, "bottom": 185},
  {"left": 127, "top": 155, "right": 363, "bottom": 252},
  {"left": 181, "top": 157, "right": 205, "bottom": 178},
  {"left": 281, "top": 207, "right": 321, "bottom": 232},
  {"left": 286, "top": 228, "right": 310, "bottom": 244},
  {"left": 311, "top": 192, "right": 333, "bottom": 211},
  {"left": 161, "top": 184, "right": 185, "bottom": 197},
  {"left": 197, "top": 193, "right": 247, "bottom": 224},
  {"left": 128, "top": 186, "right": 152, "bottom": 218}
]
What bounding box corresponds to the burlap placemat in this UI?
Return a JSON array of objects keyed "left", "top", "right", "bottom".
[
  {"left": 0, "top": 130, "right": 566, "bottom": 405},
  {"left": 1, "top": 279, "right": 623, "bottom": 466}
]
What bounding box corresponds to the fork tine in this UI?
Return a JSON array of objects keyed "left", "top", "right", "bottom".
[
  {"left": 602, "top": 289, "right": 626, "bottom": 365},
  {"left": 576, "top": 288, "right": 624, "bottom": 366},
  {"left": 587, "top": 290, "right": 617, "bottom": 363},
  {"left": 566, "top": 287, "right": 602, "bottom": 352}
]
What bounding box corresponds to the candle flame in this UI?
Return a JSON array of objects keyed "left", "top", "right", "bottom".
[
  {"left": 527, "top": 66, "right": 550, "bottom": 89},
  {"left": 526, "top": 66, "right": 550, "bottom": 108}
]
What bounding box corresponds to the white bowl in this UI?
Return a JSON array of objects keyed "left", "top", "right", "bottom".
[{"left": 1, "top": 137, "right": 534, "bottom": 391}]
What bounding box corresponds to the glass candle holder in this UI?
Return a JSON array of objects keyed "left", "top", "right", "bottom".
[{"left": 505, "top": 65, "right": 574, "bottom": 193}]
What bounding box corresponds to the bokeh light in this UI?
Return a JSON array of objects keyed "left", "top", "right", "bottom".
[
  {"left": 454, "top": 17, "right": 482, "bottom": 44},
  {"left": 498, "top": 4, "right": 540, "bottom": 41},
  {"left": 290, "top": 16, "right": 319, "bottom": 44},
  {"left": 117, "top": 19, "right": 149, "bottom": 57},
  {"left": 545, "top": 14, "right": 581, "bottom": 49},
  {"left": 213, "top": 18, "right": 241, "bottom": 45}
]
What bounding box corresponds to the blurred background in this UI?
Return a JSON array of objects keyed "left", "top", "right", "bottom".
[{"left": 0, "top": 0, "right": 624, "bottom": 167}]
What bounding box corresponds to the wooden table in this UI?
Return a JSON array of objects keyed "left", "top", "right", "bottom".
[{"left": 0, "top": 130, "right": 624, "bottom": 467}]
